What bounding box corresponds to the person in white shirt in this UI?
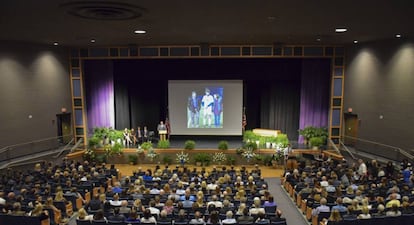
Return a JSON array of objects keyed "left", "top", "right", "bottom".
[
  {"left": 207, "top": 195, "right": 223, "bottom": 208},
  {"left": 358, "top": 159, "right": 367, "bottom": 178},
  {"left": 109, "top": 194, "right": 122, "bottom": 207},
  {"left": 222, "top": 211, "right": 237, "bottom": 224},
  {"left": 201, "top": 88, "right": 214, "bottom": 127},
  {"left": 148, "top": 200, "right": 160, "bottom": 216}
]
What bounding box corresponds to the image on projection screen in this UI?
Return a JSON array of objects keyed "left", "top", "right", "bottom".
[
  {"left": 168, "top": 80, "right": 242, "bottom": 136},
  {"left": 187, "top": 87, "right": 223, "bottom": 128}
]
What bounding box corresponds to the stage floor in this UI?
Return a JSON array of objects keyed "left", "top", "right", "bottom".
[{"left": 162, "top": 135, "right": 244, "bottom": 149}]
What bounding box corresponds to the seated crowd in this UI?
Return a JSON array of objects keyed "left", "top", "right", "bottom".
[
  {"left": 0, "top": 159, "right": 285, "bottom": 225},
  {"left": 284, "top": 157, "right": 414, "bottom": 224}
]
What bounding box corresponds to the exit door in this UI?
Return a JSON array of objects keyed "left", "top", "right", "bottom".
[
  {"left": 344, "top": 113, "right": 358, "bottom": 146},
  {"left": 56, "top": 113, "right": 72, "bottom": 144}
]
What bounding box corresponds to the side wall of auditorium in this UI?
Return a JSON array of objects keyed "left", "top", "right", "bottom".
[
  {"left": 0, "top": 42, "right": 71, "bottom": 147},
  {"left": 345, "top": 39, "right": 414, "bottom": 151}
]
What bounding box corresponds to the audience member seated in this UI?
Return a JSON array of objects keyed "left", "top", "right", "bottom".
[
  {"left": 158, "top": 209, "right": 173, "bottom": 224},
  {"left": 125, "top": 210, "right": 141, "bottom": 223},
  {"left": 373, "top": 204, "right": 386, "bottom": 217},
  {"left": 312, "top": 197, "right": 330, "bottom": 216},
  {"left": 207, "top": 210, "right": 222, "bottom": 225},
  {"left": 77, "top": 207, "right": 93, "bottom": 221},
  {"left": 385, "top": 204, "right": 401, "bottom": 217},
  {"left": 357, "top": 206, "right": 371, "bottom": 219},
  {"left": 321, "top": 209, "right": 342, "bottom": 225},
  {"left": 93, "top": 209, "right": 107, "bottom": 222},
  {"left": 255, "top": 211, "right": 270, "bottom": 224},
  {"left": 141, "top": 208, "right": 157, "bottom": 224},
  {"left": 222, "top": 210, "right": 237, "bottom": 224},
  {"left": 189, "top": 210, "right": 206, "bottom": 225}
]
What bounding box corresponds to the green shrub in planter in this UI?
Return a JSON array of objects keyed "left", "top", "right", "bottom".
[
  {"left": 309, "top": 137, "right": 324, "bottom": 148},
  {"left": 162, "top": 155, "right": 172, "bottom": 165},
  {"left": 184, "top": 140, "right": 196, "bottom": 150},
  {"left": 157, "top": 140, "right": 170, "bottom": 149},
  {"left": 218, "top": 140, "right": 228, "bottom": 150},
  {"left": 193, "top": 153, "right": 211, "bottom": 166},
  {"left": 227, "top": 156, "right": 236, "bottom": 165},
  {"left": 128, "top": 154, "right": 138, "bottom": 165},
  {"left": 141, "top": 141, "right": 153, "bottom": 150}
]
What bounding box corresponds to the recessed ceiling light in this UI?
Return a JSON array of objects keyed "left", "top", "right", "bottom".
[
  {"left": 316, "top": 38, "right": 321, "bottom": 42},
  {"left": 395, "top": 34, "right": 402, "bottom": 38},
  {"left": 91, "top": 39, "right": 96, "bottom": 43},
  {"left": 335, "top": 28, "right": 347, "bottom": 33},
  {"left": 353, "top": 40, "right": 358, "bottom": 44},
  {"left": 134, "top": 30, "right": 146, "bottom": 34},
  {"left": 53, "top": 42, "right": 59, "bottom": 46}
]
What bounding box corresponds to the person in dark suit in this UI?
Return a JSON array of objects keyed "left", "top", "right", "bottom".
[
  {"left": 237, "top": 208, "right": 254, "bottom": 224},
  {"left": 188, "top": 91, "right": 200, "bottom": 128},
  {"left": 108, "top": 207, "right": 126, "bottom": 222},
  {"left": 143, "top": 126, "right": 149, "bottom": 142}
]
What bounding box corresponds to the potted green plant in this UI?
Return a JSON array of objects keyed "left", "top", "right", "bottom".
[
  {"left": 298, "top": 126, "right": 316, "bottom": 145},
  {"left": 184, "top": 140, "right": 196, "bottom": 150},
  {"left": 162, "top": 155, "right": 172, "bottom": 165},
  {"left": 157, "top": 140, "right": 170, "bottom": 149},
  {"left": 88, "top": 136, "right": 100, "bottom": 149},
  {"left": 141, "top": 141, "right": 153, "bottom": 151},
  {"left": 263, "top": 154, "right": 274, "bottom": 166},
  {"left": 243, "top": 130, "right": 258, "bottom": 143},
  {"left": 218, "top": 140, "right": 228, "bottom": 150},
  {"left": 309, "top": 137, "right": 324, "bottom": 150},
  {"left": 275, "top": 134, "right": 289, "bottom": 149},
  {"left": 128, "top": 154, "right": 138, "bottom": 165},
  {"left": 227, "top": 155, "right": 236, "bottom": 165},
  {"left": 244, "top": 141, "right": 258, "bottom": 151},
  {"left": 193, "top": 152, "right": 211, "bottom": 166}
]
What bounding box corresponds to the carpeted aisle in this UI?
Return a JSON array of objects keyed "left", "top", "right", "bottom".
[{"left": 265, "top": 178, "right": 309, "bottom": 225}]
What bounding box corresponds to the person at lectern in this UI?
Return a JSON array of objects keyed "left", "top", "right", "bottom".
[
  {"left": 188, "top": 91, "right": 200, "bottom": 128},
  {"left": 201, "top": 88, "right": 214, "bottom": 127},
  {"left": 157, "top": 121, "right": 167, "bottom": 141}
]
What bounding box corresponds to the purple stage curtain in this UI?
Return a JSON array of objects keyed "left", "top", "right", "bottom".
[
  {"left": 299, "top": 59, "right": 331, "bottom": 143},
  {"left": 84, "top": 60, "right": 115, "bottom": 133}
]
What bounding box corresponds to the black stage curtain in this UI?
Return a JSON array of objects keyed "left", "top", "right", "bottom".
[
  {"left": 114, "top": 77, "right": 130, "bottom": 130},
  {"left": 260, "top": 81, "right": 301, "bottom": 141}
]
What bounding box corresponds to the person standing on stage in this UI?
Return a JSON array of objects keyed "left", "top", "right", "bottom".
[
  {"left": 188, "top": 91, "right": 200, "bottom": 128},
  {"left": 157, "top": 121, "right": 167, "bottom": 141},
  {"left": 201, "top": 88, "right": 214, "bottom": 127},
  {"left": 137, "top": 126, "right": 143, "bottom": 144}
]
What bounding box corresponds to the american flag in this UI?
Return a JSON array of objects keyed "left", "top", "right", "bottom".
[
  {"left": 242, "top": 107, "right": 247, "bottom": 132},
  {"left": 165, "top": 116, "right": 171, "bottom": 139}
]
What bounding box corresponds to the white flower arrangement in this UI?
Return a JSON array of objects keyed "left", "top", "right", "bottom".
[
  {"left": 212, "top": 152, "right": 227, "bottom": 163},
  {"left": 136, "top": 146, "right": 144, "bottom": 154},
  {"left": 242, "top": 148, "right": 257, "bottom": 161},
  {"left": 176, "top": 151, "right": 190, "bottom": 165},
  {"left": 146, "top": 148, "right": 158, "bottom": 161}
]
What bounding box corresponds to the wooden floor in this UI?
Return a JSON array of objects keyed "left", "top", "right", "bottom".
[{"left": 114, "top": 163, "right": 285, "bottom": 178}]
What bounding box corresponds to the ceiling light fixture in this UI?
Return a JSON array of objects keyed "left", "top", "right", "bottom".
[
  {"left": 335, "top": 28, "right": 347, "bottom": 33},
  {"left": 395, "top": 34, "right": 402, "bottom": 38},
  {"left": 134, "top": 30, "right": 146, "bottom": 34},
  {"left": 353, "top": 40, "right": 358, "bottom": 44},
  {"left": 53, "top": 42, "right": 59, "bottom": 46},
  {"left": 91, "top": 39, "right": 96, "bottom": 43},
  {"left": 316, "top": 38, "right": 321, "bottom": 42}
]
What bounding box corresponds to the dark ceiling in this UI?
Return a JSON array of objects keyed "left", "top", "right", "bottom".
[{"left": 1, "top": 0, "right": 413, "bottom": 47}]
